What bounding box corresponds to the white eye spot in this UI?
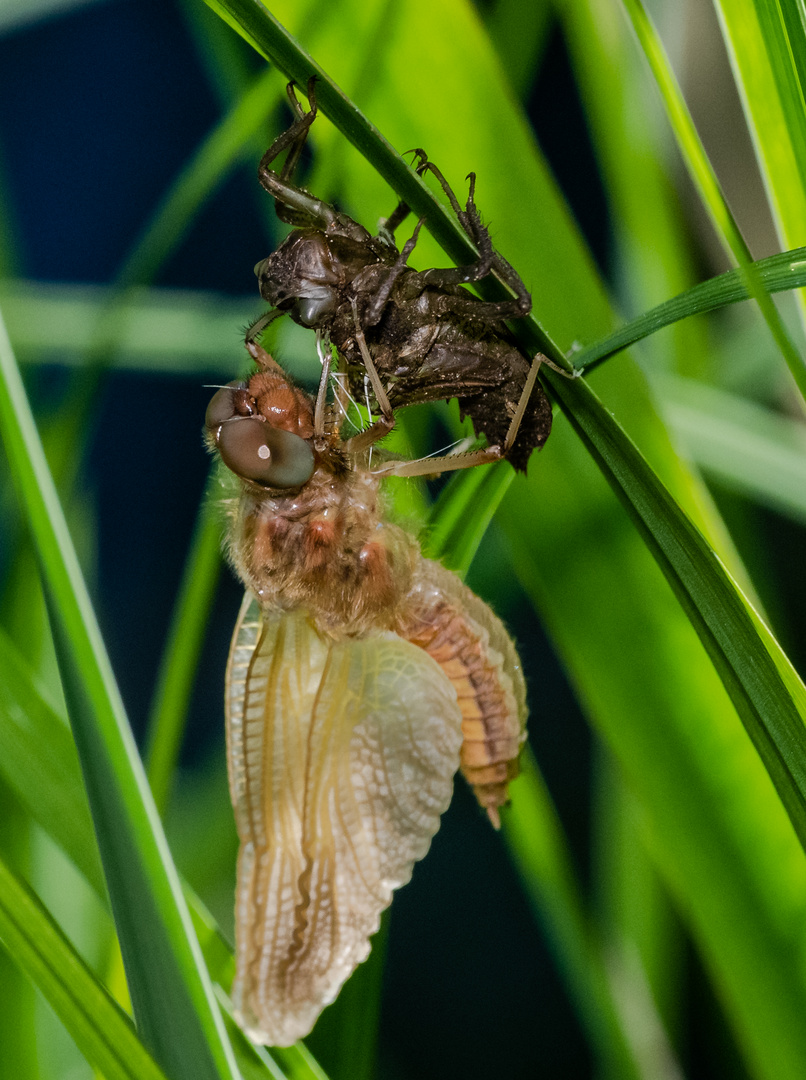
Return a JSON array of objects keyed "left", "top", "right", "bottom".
[{"left": 257, "top": 445, "right": 271, "bottom": 460}]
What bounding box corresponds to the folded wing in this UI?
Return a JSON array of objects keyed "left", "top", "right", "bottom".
[{"left": 226, "top": 595, "right": 463, "bottom": 1046}]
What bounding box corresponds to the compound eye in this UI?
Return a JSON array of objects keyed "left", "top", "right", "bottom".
[
  {"left": 217, "top": 418, "right": 315, "bottom": 488},
  {"left": 205, "top": 381, "right": 251, "bottom": 430}
]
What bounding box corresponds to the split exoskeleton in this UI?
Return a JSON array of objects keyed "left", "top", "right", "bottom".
[
  {"left": 206, "top": 339, "right": 527, "bottom": 1046},
  {"left": 249, "top": 78, "right": 559, "bottom": 474}
]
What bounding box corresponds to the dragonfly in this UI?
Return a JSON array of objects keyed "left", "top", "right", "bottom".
[{"left": 206, "top": 337, "right": 528, "bottom": 1046}]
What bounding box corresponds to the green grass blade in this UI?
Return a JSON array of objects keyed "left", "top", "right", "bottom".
[
  {"left": 591, "top": 753, "right": 684, "bottom": 1055},
  {"left": 180, "top": 0, "right": 257, "bottom": 107},
  {"left": 712, "top": 0, "right": 806, "bottom": 306},
  {"left": 0, "top": 627, "right": 106, "bottom": 897},
  {"left": 619, "top": 0, "right": 806, "bottom": 398},
  {"left": 0, "top": 799, "right": 36, "bottom": 1080},
  {"left": 486, "top": 0, "right": 553, "bottom": 98},
  {"left": 218, "top": 1008, "right": 289, "bottom": 1080},
  {"left": 0, "top": 308, "right": 240, "bottom": 1080},
  {"left": 503, "top": 753, "right": 636, "bottom": 1075},
  {"left": 1, "top": 280, "right": 261, "bottom": 374},
  {"left": 503, "top": 750, "right": 668, "bottom": 1080},
  {"left": 0, "top": 855, "right": 168, "bottom": 1080},
  {"left": 424, "top": 463, "right": 513, "bottom": 575},
  {"left": 145, "top": 482, "right": 223, "bottom": 815},
  {"left": 557, "top": 0, "right": 708, "bottom": 374},
  {"left": 574, "top": 246, "right": 806, "bottom": 371},
  {"left": 270, "top": 1044, "right": 330, "bottom": 1080},
  {"left": 659, "top": 375, "right": 806, "bottom": 524},
  {"left": 543, "top": 365, "right": 806, "bottom": 844}
]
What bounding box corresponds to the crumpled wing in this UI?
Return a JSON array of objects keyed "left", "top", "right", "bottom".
[{"left": 225, "top": 594, "right": 463, "bottom": 1047}]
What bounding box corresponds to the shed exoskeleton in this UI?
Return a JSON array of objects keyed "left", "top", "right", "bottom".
[{"left": 250, "top": 79, "right": 557, "bottom": 473}]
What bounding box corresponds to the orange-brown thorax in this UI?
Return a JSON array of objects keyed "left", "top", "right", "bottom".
[{"left": 248, "top": 371, "right": 315, "bottom": 439}]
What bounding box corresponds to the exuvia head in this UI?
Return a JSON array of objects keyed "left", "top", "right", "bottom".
[{"left": 254, "top": 229, "right": 379, "bottom": 328}]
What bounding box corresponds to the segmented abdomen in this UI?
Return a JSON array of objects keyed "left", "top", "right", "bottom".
[{"left": 399, "top": 560, "right": 528, "bottom": 827}]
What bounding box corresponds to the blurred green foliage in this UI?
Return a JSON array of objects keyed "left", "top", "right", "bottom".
[{"left": 3, "top": 1, "right": 806, "bottom": 1078}]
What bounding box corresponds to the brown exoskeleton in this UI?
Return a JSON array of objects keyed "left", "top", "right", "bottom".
[
  {"left": 207, "top": 339, "right": 527, "bottom": 1046},
  {"left": 249, "top": 79, "right": 560, "bottom": 473}
]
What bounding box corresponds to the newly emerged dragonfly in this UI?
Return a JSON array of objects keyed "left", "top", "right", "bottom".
[
  {"left": 206, "top": 339, "right": 527, "bottom": 1045},
  {"left": 249, "top": 79, "right": 558, "bottom": 472}
]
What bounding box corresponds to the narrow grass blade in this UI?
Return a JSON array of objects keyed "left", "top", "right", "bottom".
[
  {"left": 591, "top": 753, "right": 685, "bottom": 1060},
  {"left": 268, "top": 1043, "right": 330, "bottom": 1080},
  {"left": 218, "top": 1006, "right": 289, "bottom": 1080},
  {"left": 619, "top": 0, "right": 806, "bottom": 399},
  {"left": 713, "top": 0, "right": 806, "bottom": 250},
  {"left": 1, "top": 280, "right": 260, "bottom": 373},
  {"left": 0, "top": 308, "right": 239, "bottom": 1080},
  {"left": 541, "top": 365, "right": 806, "bottom": 845},
  {"left": 180, "top": 0, "right": 259, "bottom": 108},
  {"left": 503, "top": 751, "right": 659, "bottom": 1080},
  {"left": 573, "top": 246, "right": 806, "bottom": 371},
  {"left": 659, "top": 375, "right": 806, "bottom": 524},
  {"left": 0, "top": 626, "right": 106, "bottom": 897},
  {"left": 0, "top": 786, "right": 37, "bottom": 1080},
  {"left": 115, "top": 65, "right": 282, "bottom": 292},
  {"left": 0, "top": 855, "right": 168, "bottom": 1080},
  {"left": 556, "top": 0, "right": 708, "bottom": 373},
  {"left": 145, "top": 481, "right": 223, "bottom": 814},
  {"left": 486, "top": 0, "right": 553, "bottom": 98},
  {"left": 424, "top": 462, "right": 513, "bottom": 576}
]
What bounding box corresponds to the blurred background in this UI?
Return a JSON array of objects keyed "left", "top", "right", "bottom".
[{"left": 1, "top": 1, "right": 805, "bottom": 1078}]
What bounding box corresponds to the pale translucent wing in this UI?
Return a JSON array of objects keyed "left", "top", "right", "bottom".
[
  {"left": 225, "top": 596, "right": 329, "bottom": 1045},
  {"left": 288, "top": 634, "right": 465, "bottom": 1006},
  {"left": 226, "top": 598, "right": 463, "bottom": 1046}
]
